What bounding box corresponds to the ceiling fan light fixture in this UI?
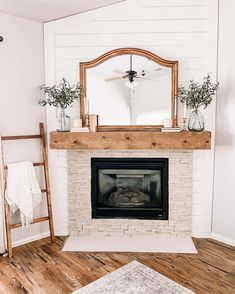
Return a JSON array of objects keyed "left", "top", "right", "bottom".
[{"left": 124, "top": 80, "right": 138, "bottom": 89}]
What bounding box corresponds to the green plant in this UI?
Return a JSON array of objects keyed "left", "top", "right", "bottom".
[
  {"left": 178, "top": 74, "right": 219, "bottom": 110},
  {"left": 38, "top": 78, "right": 82, "bottom": 109}
]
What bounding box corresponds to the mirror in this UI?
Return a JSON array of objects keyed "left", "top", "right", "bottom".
[{"left": 80, "top": 48, "right": 178, "bottom": 130}]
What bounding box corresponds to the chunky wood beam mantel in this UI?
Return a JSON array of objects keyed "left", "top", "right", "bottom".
[{"left": 50, "top": 131, "right": 211, "bottom": 150}]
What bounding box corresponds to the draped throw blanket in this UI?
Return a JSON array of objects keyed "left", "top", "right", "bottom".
[{"left": 5, "top": 161, "right": 42, "bottom": 227}]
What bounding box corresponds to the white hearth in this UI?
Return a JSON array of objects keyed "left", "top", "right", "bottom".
[{"left": 63, "top": 235, "right": 197, "bottom": 253}]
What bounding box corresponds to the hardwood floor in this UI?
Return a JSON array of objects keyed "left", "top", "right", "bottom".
[{"left": 0, "top": 237, "right": 234, "bottom": 294}]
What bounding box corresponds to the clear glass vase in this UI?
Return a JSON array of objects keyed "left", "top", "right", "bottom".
[
  {"left": 188, "top": 109, "right": 204, "bottom": 132},
  {"left": 58, "top": 108, "right": 70, "bottom": 132}
]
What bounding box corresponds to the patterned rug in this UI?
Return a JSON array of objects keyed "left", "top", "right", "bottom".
[{"left": 72, "top": 261, "right": 195, "bottom": 294}]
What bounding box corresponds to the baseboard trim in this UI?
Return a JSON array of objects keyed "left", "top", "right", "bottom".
[
  {"left": 211, "top": 233, "right": 235, "bottom": 247},
  {"left": 12, "top": 231, "right": 50, "bottom": 248},
  {"left": 12, "top": 231, "right": 68, "bottom": 248},
  {"left": 193, "top": 232, "right": 235, "bottom": 247},
  {"left": 192, "top": 233, "right": 212, "bottom": 238},
  {"left": 54, "top": 231, "right": 69, "bottom": 236}
]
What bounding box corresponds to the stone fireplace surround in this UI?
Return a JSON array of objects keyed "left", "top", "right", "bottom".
[{"left": 68, "top": 149, "right": 193, "bottom": 238}]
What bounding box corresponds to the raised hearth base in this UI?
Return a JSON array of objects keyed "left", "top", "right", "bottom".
[{"left": 63, "top": 235, "right": 197, "bottom": 253}]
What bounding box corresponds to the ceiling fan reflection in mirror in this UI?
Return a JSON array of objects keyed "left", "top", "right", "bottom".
[{"left": 104, "top": 54, "right": 162, "bottom": 89}]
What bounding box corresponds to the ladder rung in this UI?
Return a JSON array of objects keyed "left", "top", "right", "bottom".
[
  {"left": 33, "top": 162, "right": 44, "bottom": 167},
  {"left": 4, "top": 162, "right": 44, "bottom": 169},
  {"left": 41, "top": 189, "right": 47, "bottom": 193},
  {"left": 2, "top": 135, "right": 42, "bottom": 141},
  {"left": 10, "top": 216, "right": 49, "bottom": 229}
]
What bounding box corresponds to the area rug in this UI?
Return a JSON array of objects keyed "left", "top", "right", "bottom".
[
  {"left": 63, "top": 235, "right": 197, "bottom": 254},
  {"left": 72, "top": 260, "right": 195, "bottom": 293}
]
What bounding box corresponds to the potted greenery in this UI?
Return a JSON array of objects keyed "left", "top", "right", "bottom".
[
  {"left": 39, "top": 78, "right": 82, "bottom": 131},
  {"left": 178, "top": 74, "right": 219, "bottom": 131}
]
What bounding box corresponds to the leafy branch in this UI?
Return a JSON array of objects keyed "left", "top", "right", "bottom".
[
  {"left": 38, "top": 78, "right": 82, "bottom": 109},
  {"left": 178, "top": 74, "right": 219, "bottom": 110}
]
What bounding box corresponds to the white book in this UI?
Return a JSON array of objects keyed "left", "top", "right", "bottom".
[
  {"left": 161, "top": 128, "right": 181, "bottom": 132},
  {"left": 70, "top": 127, "right": 89, "bottom": 132},
  {"left": 161, "top": 127, "right": 181, "bottom": 130}
]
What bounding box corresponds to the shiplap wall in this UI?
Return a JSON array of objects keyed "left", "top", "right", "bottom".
[{"left": 44, "top": 0, "right": 218, "bottom": 236}]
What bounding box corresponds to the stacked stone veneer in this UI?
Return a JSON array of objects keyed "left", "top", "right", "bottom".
[{"left": 68, "top": 150, "right": 193, "bottom": 238}]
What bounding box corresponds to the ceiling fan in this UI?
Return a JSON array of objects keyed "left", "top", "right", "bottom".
[
  {"left": 104, "top": 55, "right": 162, "bottom": 88},
  {"left": 104, "top": 55, "right": 138, "bottom": 83}
]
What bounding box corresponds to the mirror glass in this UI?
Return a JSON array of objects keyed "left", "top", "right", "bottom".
[{"left": 86, "top": 54, "right": 172, "bottom": 126}]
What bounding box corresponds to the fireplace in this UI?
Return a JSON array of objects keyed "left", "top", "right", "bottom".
[{"left": 91, "top": 158, "right": 168, "bottom": 220}]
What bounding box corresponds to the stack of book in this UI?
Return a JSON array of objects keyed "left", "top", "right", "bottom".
[
  {"left": 161, "top": 127, "right": 181, "bottom": 132},
  {"left": 70, "top": 127, "right": 89, "bottom": 132}
]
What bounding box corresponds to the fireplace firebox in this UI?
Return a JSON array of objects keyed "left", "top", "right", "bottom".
[{"left": 91, "top": 158, "right": 168, "bottom": 220}]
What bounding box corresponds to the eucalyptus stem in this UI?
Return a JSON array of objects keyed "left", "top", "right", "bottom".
[
  {"left": 38, "top": 78, "right": 82, "bottom": 109},
  {"left": 178, "top": 74, "right": 219, "bottom": 110}
]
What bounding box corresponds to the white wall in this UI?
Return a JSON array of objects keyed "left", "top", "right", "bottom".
[
  {"left": 44, "top": 0, "right": 218, "bottom": 236},
  {"left": 0, "top": 13, "right": 48, "bottom": 246},
  {"left": 132, "top": 74, "right": 171, "bottom": 125},
  {"left": 212, "top": 0, "right": 235, "bottom": 245},
  {"left": 87, "top": 74, "right": 130, "bottom": 125}
]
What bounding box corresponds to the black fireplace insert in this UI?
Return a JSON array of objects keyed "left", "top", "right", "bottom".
[{"left": 91, "top": 158, "right": 168, "bottom": 220}]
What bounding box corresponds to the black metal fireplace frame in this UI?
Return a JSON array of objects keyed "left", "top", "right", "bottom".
[{"left": 91, "top": 158, "right": 168, "bottom": 220}]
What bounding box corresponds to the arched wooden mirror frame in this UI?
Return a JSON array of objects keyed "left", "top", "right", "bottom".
[{"left": 80, "top": 48, "right": 178, "bottom": 131}]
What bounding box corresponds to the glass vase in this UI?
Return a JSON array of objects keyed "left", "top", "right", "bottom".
[
  {"left": 188, "top": 109, "right": 204, "bottom": 132},
  {"left": 58, "top": 108, "right": 70, "bottom": 132}
]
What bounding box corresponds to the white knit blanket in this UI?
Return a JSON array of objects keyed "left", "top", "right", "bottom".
[{"left": 5, "top": 161, "right": 42, "bottom": 226}]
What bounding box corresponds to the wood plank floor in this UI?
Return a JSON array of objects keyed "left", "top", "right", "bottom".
[{"left": 0, "top": 237, "right": 234, "bottom": 294}]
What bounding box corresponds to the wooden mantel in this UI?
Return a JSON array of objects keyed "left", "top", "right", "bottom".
[{"left": 50, "top": 131, "right": 211, "bottom": 150}]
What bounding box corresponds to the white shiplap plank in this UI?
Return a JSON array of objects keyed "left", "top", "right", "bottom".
[
  {"left": 96, "top": 6, "right": 207, "bottom": 21},
  {"left": 55, "top": 33, "right": 206, "bottom": 48},
  {"left": 178, "top": 69, "right": 208, "bottom": 82},
  {"left": 58, "top": 19, "right": 206, "bottom": 35},
  {"left": 56, "top": 71, "right": 78, "bottom": 85},
  {"left": 55, "top": 44, "right": 206, "bottom": 60}
]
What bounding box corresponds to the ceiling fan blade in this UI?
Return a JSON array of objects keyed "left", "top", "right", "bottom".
[
  {"left": 140, "top": 77, "right": 153, "bottom": 81},
  {"left": 139, "top": 68, "right": 169, "bottom": 80},
  {"left": 142, "top": 68, "right": 162, "bottom": 74},
  {"left": 113, "top": 70, "right": 126, "bottom": 75},
  {"left": 104, "top": 76, "right": 123, "bottom": 82}
]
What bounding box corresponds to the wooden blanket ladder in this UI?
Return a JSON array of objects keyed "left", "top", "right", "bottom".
[{"left": 1, "top": 123, "right": 55, "bottom": 257}]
